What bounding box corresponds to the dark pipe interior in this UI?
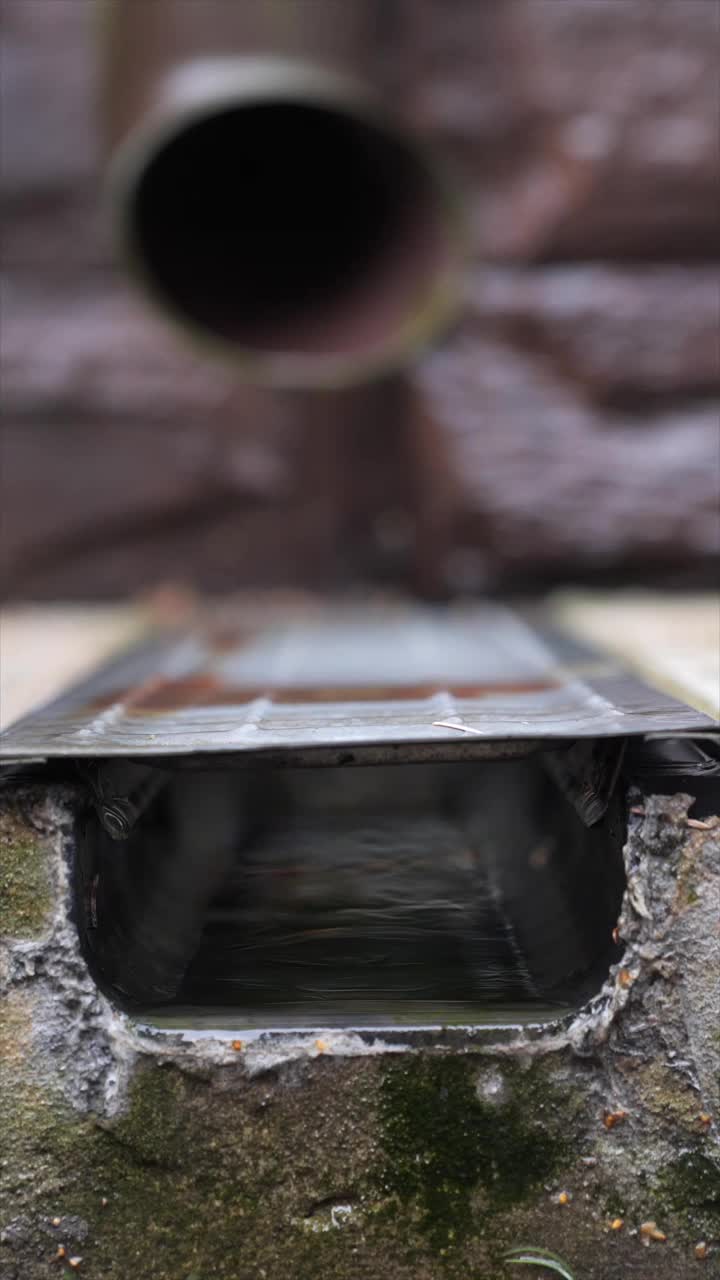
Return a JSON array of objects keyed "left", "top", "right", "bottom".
[
  {"left": 77, "top": 759, "right": 626, "bottom": 1030},
  {"left": 129, "top": 102, "right": 450, "bottom": 358}
]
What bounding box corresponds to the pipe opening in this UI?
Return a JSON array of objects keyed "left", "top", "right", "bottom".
[
  {"left": 76, "top": 758, "right": 626, "bottom": 1031},
  {"left": 124, "top": 101, "right": 455, "bottom": 378}
]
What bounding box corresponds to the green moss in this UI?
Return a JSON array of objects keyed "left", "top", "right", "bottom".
[
  {"left": 3, "top": 1044, "right": 711, "bottom": 1279},
  {"left": 602, "top": 1189, "right": 627, "bottom": 1219},
  {"left": 633, "top": 1062, "right": 704, "bottom": 1131},
  {"left": 377, "top": 1056, "right": 570, "bottom": 1253},
  {"left": 0, "top": 812, "right": 53, "bottom": 938},
  {"left": 1, "top": 1057, "right": 397, "bottom": 1279},
  {"left": 0, "top": 1073, "right": 97, "bottom": 1217},
  {"left": 659, "top": 1145, "right": 720, "bottom": 1238},
  {"left": 0, "top": 1050, "right": 575, "bottom": 1278},
  {"left": 107, "top": 1065, "right": 189, "bottom": 1169},
  {"left": 77, "top": 1065, "right": 287, "bottom": 1266}
]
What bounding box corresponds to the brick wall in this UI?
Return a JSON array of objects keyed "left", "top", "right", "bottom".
[{"left": 2, "top": 0, "right": 718, "bottom": 599}]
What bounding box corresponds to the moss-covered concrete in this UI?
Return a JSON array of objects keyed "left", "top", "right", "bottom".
[
  {"left": 631, "top": 1061, "right": 710, "bottom": 1133},
  {"left": 1, "top": 786, "right": 719, "bottom": 1279},
  {"left": 3, "top": 1046, "right": 717, "bottom": 1280},
  {"left": 0, "top": 810, "right": 52, "bottom": 939},
  {"left": 659, "top": 1145, "right": 720, "bottom": 1241},
  {"left": 377, "top": 1056, "right": 571, "bottom": 1252},
  {"left": 2, "top": 1054, "right": 383, "bottom": 1279}
]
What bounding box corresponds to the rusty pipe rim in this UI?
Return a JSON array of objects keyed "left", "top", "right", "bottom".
[{"left": 108, "top": 57, "right": 466, "bottom": 389}]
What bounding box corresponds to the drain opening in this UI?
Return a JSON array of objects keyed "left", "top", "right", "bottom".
[{"left": 76, "top": 756, "right": 625, "bottom": 1029}]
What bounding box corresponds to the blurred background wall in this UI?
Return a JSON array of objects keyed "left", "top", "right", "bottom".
[{"left": 1, "top": 0, "right": 719, "bottom": 601}]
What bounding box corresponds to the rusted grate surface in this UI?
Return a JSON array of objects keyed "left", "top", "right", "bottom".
[{"left": 0, "top": 602, "right": 715, "bottom": 761}]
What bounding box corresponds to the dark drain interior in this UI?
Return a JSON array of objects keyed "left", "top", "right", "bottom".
[{"left": 76, "top": 756, "right": 626, "bottom": 1029}]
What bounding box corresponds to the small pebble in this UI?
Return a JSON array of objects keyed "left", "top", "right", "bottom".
[
  {"left": 51, "top": 1217, "right": 61, "bottom": 1228},
  {"left": 695, "top": 1241, "right": 708, "bottom": 1260},
  {"left": 603, "top": 1109, "right": 628, "bottom": 1129},
  {"left": 640, "top": 1221, "right": 667, "bottom": 1244},
  {"left": 610, "top": 1218, "right": 624, "bottom": 1231},
  {"left": 557, "top": 1191, "right": 571, "bottom": 1206}
]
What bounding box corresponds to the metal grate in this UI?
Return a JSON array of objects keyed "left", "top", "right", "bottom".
[{"left": 1, "top": 601, "right": 714, "bottom": 763}]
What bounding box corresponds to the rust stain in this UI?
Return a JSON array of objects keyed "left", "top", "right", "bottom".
[
  {"left": 127, "top": 675, "right": 229, "bottom": 711},
  {"left": 83, "top": 677, "right": 561, "bottom": 715},
  {"left": 84, "top": 675, "right": 242, "bottom": 713},
  {"left": 83, "top": 692, "right": 123, "bottom": 714},
  {"left": 205, "top": 621, "right": 262, "bottom": 654},
  {"left": 271, "top": 680, "right": 559, "bottom": 704}
]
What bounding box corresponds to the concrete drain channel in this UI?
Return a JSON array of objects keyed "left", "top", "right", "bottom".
[{"left": 76, "top": 756, "right": 627, "bottom": 1030}]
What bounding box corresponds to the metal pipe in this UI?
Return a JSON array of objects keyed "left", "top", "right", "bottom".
[{"left": 102, "top": 1, "right": 464, "bottom": 388}]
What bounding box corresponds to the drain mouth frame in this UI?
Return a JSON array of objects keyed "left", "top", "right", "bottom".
[{"left": 73, "top": 748, "right": 627, "bottom": 1032}]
